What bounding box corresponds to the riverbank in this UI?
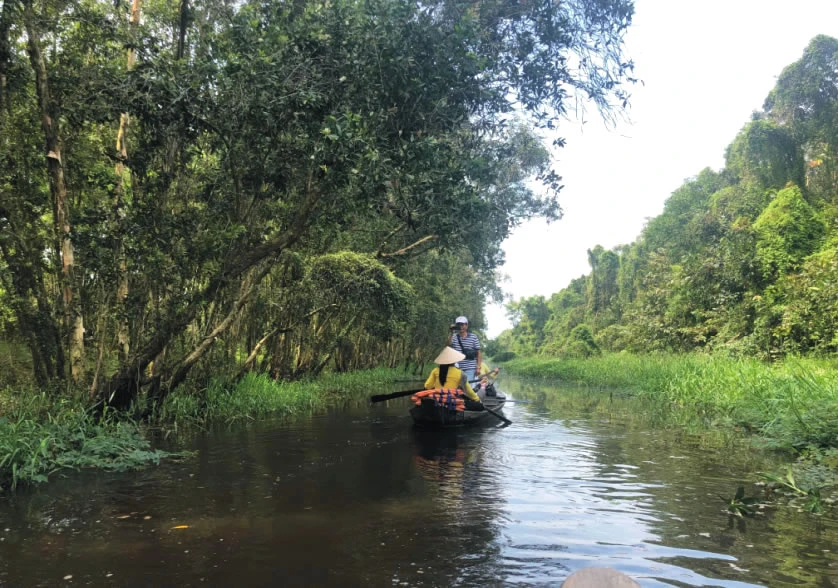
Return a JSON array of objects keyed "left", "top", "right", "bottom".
[
  {"left": 498, "top": 353, "right": 838, "bottom": 454},
  {"left": 0, "top": 368, "right": 412, "bottom": 492}
]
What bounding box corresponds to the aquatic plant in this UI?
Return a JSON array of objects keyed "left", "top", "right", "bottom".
[
  {"left": 500, "top": 353, "right": 838, "bottom": 452},
  {"left": 0, "top": 401, "right": 171, "bottom": 492},
  {"left": 160, "top": 367, "right": 407, "bottom": 427},
  {"left": 720, "top": 486, "right": 761, "bottom": 517},
  {"left": 759, "top": 469, "right": 828, "bottom": 514}
]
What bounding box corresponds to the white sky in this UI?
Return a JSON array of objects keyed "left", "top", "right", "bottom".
[{"left": 485, "top": 0, "right": 838, "bottom": 338}]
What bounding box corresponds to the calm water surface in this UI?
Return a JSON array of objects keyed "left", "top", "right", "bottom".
[{"left": 0, "top": 377, "right": 836, "bottom": 587}]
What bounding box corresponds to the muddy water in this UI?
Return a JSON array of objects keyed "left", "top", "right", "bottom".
[{"left": 0, "top": 377, "right": 836, "bottom": 587}]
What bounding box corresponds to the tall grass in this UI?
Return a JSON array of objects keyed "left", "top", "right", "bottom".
[
  {"left": 1, "top": 367, "right": 408, "bottom": 491},
  {"left": 0, "top": 390, "right": 170, "bottom": 492},
  {"left": 500, "top": 354, "right": 838, "bottom": 451},
  {"left": 160, "top": 367, "right": 408, "bottom": 427}
]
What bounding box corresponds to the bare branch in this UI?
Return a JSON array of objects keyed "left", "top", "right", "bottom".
[
  {"left": 374, "top": 223, "right": 406, "bottom": 257},
  {"left": 377, "top": 234, "right": 437, "bottom": 259}
]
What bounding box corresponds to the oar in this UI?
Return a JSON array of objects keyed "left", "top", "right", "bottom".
[
  {"left": 370, "top": 388, "right": 424, "bottom": 403},
  {"left": 370, "top": 381, "right": 490, "bottom": 404},
  {"left": 467, "top": 376, "right": 512, "bottom": 424},
  {"left": 483, "top": 405, "right": 512, "bottom": 426}
]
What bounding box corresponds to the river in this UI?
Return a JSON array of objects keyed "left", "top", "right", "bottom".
[{"left": 0, "top": 377, "right": 836, "bottom": 586}]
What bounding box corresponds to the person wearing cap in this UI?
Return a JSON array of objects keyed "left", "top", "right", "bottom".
[
  {"left": 424, "top": 347, "right": 483, "bottom": 410},
  {"left": 447, "top": 315, "right": 482, "bottom": 381}
]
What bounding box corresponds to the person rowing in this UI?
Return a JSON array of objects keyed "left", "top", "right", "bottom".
[{"left": 423, "top": 347, "right": 484, "bottom": 411}]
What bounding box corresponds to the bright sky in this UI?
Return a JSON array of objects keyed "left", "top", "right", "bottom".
[{"left": 485, "top": 0, "right": 838, "bottom": 338}]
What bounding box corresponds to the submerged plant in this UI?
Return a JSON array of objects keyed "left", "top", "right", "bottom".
[
  {"left": 759, "top": 469, "right": 827, "bottom": 513},
  {"left": 720, "top": 486, "right": 761, "bottom": 517}
]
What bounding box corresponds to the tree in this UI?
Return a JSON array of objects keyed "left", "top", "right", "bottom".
[
  {"left": 493, "top": 36, "right": 838, "bottom": 361},
  {"left": 586, "top": 245, "right": 620, "bottom": 318},
  {"left": 764, "top": 35, "right": 838, "bottom": 201},
  {"left": 642, "top": 168, "right": 728, "bottom": 262},
  {"left": 23, "top": 0, "right": 85, "bottom": 383},
  {"left": 725, "top": 120, "right": 804, "bottom": 191},
  {"left": 753, "top": 185, "right": 824, "bottom": 280},
  {"left": 771, "top": 239, "right": 838, "bottom": 354},
  {"left": 0, "top": 0, "right": 638, "bottom": 405}
]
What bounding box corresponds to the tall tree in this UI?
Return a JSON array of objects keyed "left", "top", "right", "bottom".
[
  {"left": 764, "top": 35, "right": 838, "bottom": 201},
  {"left": 725, "top": 120, "right": 804, "bottom": 191},
  {"left": 112, "top": 0, "right": 143, "bottom": 364},
  {"left": 0, "top": 0, "right": 636, "bottom": 404},
  {"left": 94, "top": 0, "right": 635, "bottom": 407},
  {"left": 23, "top": 0, "right": 84, "bottom": 383}
]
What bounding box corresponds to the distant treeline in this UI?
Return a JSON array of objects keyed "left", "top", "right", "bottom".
[{"left": 495, "top": 36, "right": 838, "bottom": 361}]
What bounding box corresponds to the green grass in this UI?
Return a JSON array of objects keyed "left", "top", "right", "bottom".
[
  {"left": 0, "top": 390, "right": 172, "bottom": 492},
  {"left": 499, "top": 353, "right": 838, "bottom": 452},
  {"left": 0, "top": 367, "right": 410, "bottom": 491},
  {"left": 159, "top": 367, "right": 410, "bottom": 427}
]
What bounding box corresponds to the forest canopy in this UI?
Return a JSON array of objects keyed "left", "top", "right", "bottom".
[
  {"left": 497, "top": 35, "right": 838, "bottom": 361},
  {"left": 0, "top": 0, "right": 636, "bottom": 407}
]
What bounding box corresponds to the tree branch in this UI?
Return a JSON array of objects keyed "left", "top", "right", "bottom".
[
  {"left": 97, "top": 186, "right": 322, "bottom": 407},
  {"left": 374, "top": 223, "right": 405, "bottom": 257},
  {"left": 165, "top": 262, "right": 273, "bottom": 393},
  {"left": 236, "top": 303, "right": 339, "bottom": 378},
  {"left": 376, "top": 234, "right": 437, "bottom": 258}
]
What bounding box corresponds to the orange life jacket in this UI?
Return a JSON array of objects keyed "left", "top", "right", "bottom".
[{"left": 410, "top": 388, "right": 466, "bottom": 411}]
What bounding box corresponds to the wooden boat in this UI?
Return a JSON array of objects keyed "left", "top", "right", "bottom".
[{"left": 409, "top": 382, "right": 507, "bottom": 428}]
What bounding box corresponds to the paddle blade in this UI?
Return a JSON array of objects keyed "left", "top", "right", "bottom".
[{"left": 484, "top": 406, "right": 512, "bottom": 426}]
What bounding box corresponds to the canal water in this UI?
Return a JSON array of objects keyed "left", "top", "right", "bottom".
[{"left": 0, "top": 378, "right": 836, "bottom": 587}]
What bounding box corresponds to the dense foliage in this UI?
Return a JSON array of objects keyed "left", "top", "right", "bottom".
[
  {"left": 0, "top": 0, "right": 635, "bottom": 408},
  {"left": 497, "top": 35, "right": 838, "bottom": 361}
]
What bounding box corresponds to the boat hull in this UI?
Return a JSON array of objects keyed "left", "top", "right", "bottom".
[{"left": 409, "top": 386, "right": 507, "bottom": 428}]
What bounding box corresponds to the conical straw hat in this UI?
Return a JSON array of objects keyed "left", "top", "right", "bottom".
[{"left": 434, "top": 346, "right": 465, "bottom": 365}]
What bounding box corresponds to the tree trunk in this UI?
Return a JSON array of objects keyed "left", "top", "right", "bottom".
[
  {"left": 113, "top": 0, "right": 143, "bottom": 363},
  {"left": 164, "top": 264, "right": 270, "bottom": 396},
  {"left": 24, "top": 0, "right": 84, "bottom": 383},
  {"left": 96, "top": 184, "right": 320, "bottom": 408},
  {"left": 176, "top": 0, "right": 188, "bottom": 61},
  {"left": 0, "top": 0, "right": 12, "bottom": 117},
  {"left": 0, "top": 232, "right": 65, "bottom": 386}
]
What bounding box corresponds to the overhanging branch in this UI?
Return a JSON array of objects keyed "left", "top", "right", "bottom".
[{"left": 376, "top": 234, "right": 437, "bottom": 258}]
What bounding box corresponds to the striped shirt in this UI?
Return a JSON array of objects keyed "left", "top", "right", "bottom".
[{"left": 451, "top": 332, "right": 480, "bottom": 373}]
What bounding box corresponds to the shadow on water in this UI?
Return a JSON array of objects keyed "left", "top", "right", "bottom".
[{"left": 0, "top": 378, "right": 836, "bottom": 587}]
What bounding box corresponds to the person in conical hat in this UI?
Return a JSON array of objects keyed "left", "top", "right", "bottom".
[
  {"left": 433, "top": 346, "right": 465, "bottom": 366},
  {"left": 424, "top": 347, "right": 482, "bottom": 407}
]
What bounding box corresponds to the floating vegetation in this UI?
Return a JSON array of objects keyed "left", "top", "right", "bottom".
[
  {"left": 720, "top": 486, "right": 761, "bottom": 517},
  {"left": 0, "top": 406, "right": 174, "bottom": 492},
  {"left": 759, "top": 469, "right": 829, "bottom": 514}
]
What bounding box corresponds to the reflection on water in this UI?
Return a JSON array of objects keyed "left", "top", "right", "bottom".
[{"left": 0, "top": 378, "right": 836, "bottom": 587}]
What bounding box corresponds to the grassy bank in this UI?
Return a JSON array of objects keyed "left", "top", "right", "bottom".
[
  {"left": 159, "top": 368, "right": 411, "bottom": 427},
  {"left": 0, "top": 368, "right": 410, "bottom": 492},
  {"left": 499, "top": 353, "right": 838, "bottom": 453}
]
